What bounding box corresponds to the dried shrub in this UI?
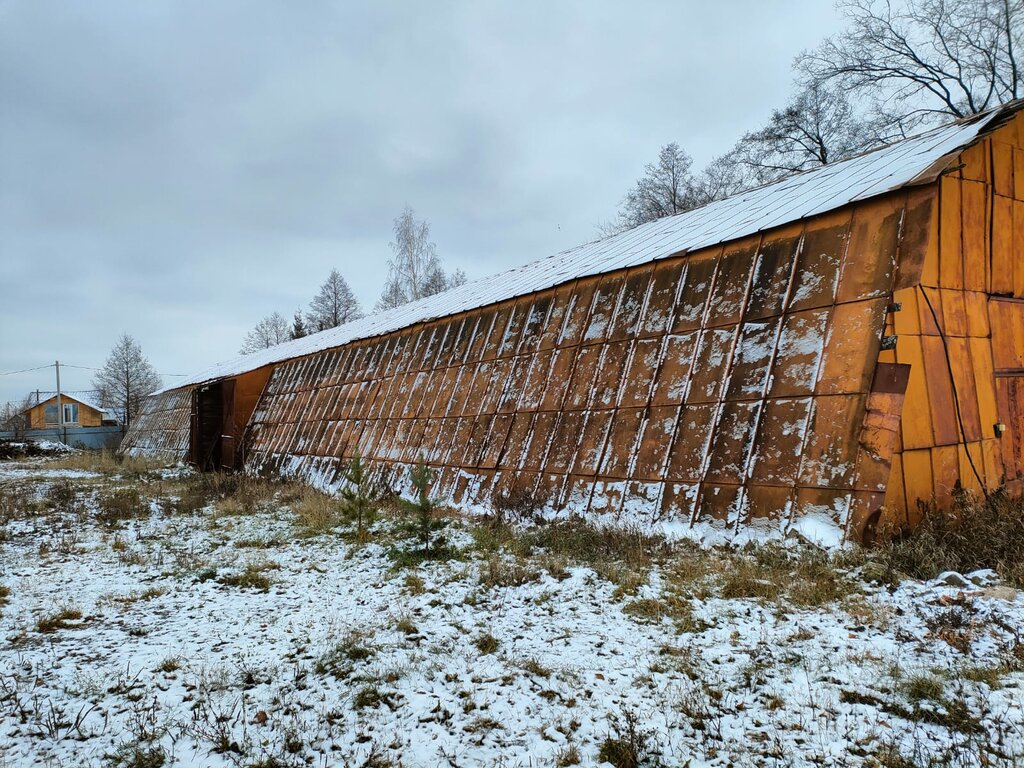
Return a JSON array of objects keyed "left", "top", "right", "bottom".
[
  {"left": 97, "top": 488, "right": 150, "bottom": 526},
  {"left": 293, "top": 488, "right": 339, "bottom": 531},
  {"left": 45, "top": 479, "right": 78, "bottom": 510},
  {"left": 598, "top": 710, "right": 655, "bottom": 768},
  {"left": 874, "top": 487, "right": 1024, "bottom": 587},
  {"left": 0, "top": 485, "right": 35, "bottom": 521},
  {"left": 478, "top": 555, "right": 541, "bottom": 589}
]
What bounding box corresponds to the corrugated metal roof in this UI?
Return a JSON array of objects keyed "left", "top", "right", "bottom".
[{"left": 161, "top": 104, "right": 1014, "bottom": 393}]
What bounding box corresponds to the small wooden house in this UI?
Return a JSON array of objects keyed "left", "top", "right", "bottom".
[
  {"left": 25, "top": 393, "right": 118, "bottom": 429},
  {"left": 122, "top": 101, "right": 1024, "bottom": 545}
]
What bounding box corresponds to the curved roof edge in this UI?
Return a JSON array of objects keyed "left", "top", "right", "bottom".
[{"left": 157, "top": 100, "right": 1023, "bottom": 394}]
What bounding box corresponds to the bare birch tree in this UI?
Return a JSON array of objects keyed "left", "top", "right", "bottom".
[
  {"left": 376, "top": 206, "right": 464, "bottom": 311},
  {"left": 92, "top": 334, "right": 162, "bottom": 427},
  {"left": 306, "top": 269, "right": 361, "bottom": 331},
  {"left": 240, "top": 312, "right": 291, "bottom": 353},
  {"left": 606, "top": 143, "right": 701, "bottom": 234}
]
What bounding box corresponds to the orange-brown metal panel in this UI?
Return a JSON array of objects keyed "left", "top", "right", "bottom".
[
  {"left": 633, "top": 406, "right": 679, "bottom": 481},
  {"left": 816, "top": 299, "right": 886, "bottom": 395},
  {"left": 837, "top": 195, "right": 901, "bottom": 303},
  {"left": 798, "top": 394, "right": 865, "bottom": 489},
  {"left": 746, "top": 232, "right": 800, "bottom": 320},
  {"left": 640, "top": 260, "right": 684, "bottom": 337},
  {"left": 706, "top": 240, "right": 757, "bottom": 327},
  {"left": 749, "top": 397, "right": 813, "bottom": 485},
  {"left": 920, "top": 335, "right": 961, "bottom": 446},
  {"left": 895, "top": 188, "right": 936, "bottom": 290},
  {"left": 600, "top": 408, "right": 646, "bottom": 477},
  {"left": 961, "top": 180, "right": 989, "bottom": 292},
  {"left": 672, "top": 251, "right": 719, "bottom": 332},
  {"left": 619, "top": 338, "right": 661, "bottom": 408},
  {"left": 769, "top": 309, "right": 828, "bottom": 398},
  {"left": 939, "top": 177, "right": 964, "bottom": 289},
  {"left": 609, "top": 267, "right": 653, "bottom": 341},
  {"left": 686, "top": 328, "right": 737, "bottom": 404},
  {"left": 725, "top": 319, "right": 781, "bottom": 401},
  {"left": 790, "top": 210, "right": 851, "bottom": 311},
  {"left": 993, "top": 195, "right": 1016, "bottom": 295}
]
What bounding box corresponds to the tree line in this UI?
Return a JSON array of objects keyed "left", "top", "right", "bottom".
[
  {"left": 240, "top": 206, "right": 465, "bottom": 354},
  {"left": 245, "top": 0, "right": 1020, "bottom": 351},
  {"left": 606, "top": 0, "right": 1021, "bottom": 232}
]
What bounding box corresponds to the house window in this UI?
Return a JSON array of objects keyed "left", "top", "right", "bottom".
[{"left": 45, "top": 403, "right": 78, "bottom": 424}]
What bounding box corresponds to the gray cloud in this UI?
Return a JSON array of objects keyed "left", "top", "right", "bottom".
[{"left": 0, "top": 0, "right": 839, "bottom": 401}]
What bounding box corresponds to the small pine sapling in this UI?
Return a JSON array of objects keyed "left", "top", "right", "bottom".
[
  {"left": 339, "top": 452, "right": 376, "bottom": 541},
  {"left": 399, "top": 459, "right": 442, "bottom": 555}
]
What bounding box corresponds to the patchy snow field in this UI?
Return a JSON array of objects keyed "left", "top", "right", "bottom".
[{"left": 1, "top": 462, "right": 1022, "bottom": 768}]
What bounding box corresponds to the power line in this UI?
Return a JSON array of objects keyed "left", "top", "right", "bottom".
[
  {"left": 1, "top": 362, "right": 189, "bottom": 378},
  {"left": 0, "top": 364, "right": 52, "bottom": 376}
]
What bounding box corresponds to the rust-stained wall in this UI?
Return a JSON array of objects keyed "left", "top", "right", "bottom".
[
  {"left": 121, "top": 113, "right": 1024, "bottom": 543},
  {"left": 119, "top": 388, "right": 192, "bottom": 462},
  {"left": 243, "top": 191, "right": 933, "bottom": 544},
  {"left": 881, "top": 111, "right": 1024, "bottom": 525}
]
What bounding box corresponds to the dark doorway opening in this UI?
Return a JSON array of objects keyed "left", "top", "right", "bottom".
[{"left": 191, "top": 380, "right": 237, "bottom": 471}]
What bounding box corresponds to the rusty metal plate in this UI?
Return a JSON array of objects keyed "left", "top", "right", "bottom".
[
  {"left": 521, "top": 411, "right": 559, "bottom": 470},
  {"left": 632, "top": 405, "right": 679, "bottom": 481},
  {"left": 518, "top": 294, "right": 552, "bottom": 355},
  {"left": 816, "top": 298, "right": 887, "bottom": 395},
  {"left": 705, "top": 400, "right": 762, "bottom": 483},
  {"left": 572, "top": 411, "right": 614, "bottom": 475},
  {"left": 558, "top": 279, "right": 599, "bottom": 347},
  {"left": 592, "top": 341, "right": 631, "bottom": 408},
  {"left": 640, "top": 260, "right": 684, "bottom": 337},
  {"left": 563, "top": 345, "right": 602, "bottom": 410},
  {"left": 671, "top": 253, "right": 718, "bottom": 332},
  {"left": 619, "top": 338, "right": 662, "bottom": 407},
  {"left": 725, "top": 319, "right": 781, "bottom": 401},
  {"left": 584, "top": 275, "right": 625, "bottom": 343},
  {"left": 685, "top": 328, "right": 737, "bottom": 404},
  {"left": 665, "top": 403, "right": 717, "bottom": 482},
  {"left": 599, "top": 408, "right": 646, "bottom": 477},
  {"left": 798, "top": 394, "right": 866, "bottom": 489},
  {"left": 609, "top": 267, "right": 653, "bottom": 341},
  {"left": 748, "top": 397, "right": 812, "bottom": 485},
  {"left": 746, "top": 234, "right": 800, "bottom": 320},
  {"left": 706, "top": 240, "right": 757, "bottom": 327}
]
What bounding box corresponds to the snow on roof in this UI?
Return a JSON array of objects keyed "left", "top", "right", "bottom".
[{"left": 162, "top": 103, "right": 1017, "bottom": 393}]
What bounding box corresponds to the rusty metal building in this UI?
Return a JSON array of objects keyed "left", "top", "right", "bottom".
[{"left": 122, "top": 102, "right": 1024, "bottom": 545}]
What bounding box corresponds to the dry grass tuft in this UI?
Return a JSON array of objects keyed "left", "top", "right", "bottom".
[
  {"left": 37, "top": 606, "right": 83, "bottom": 633},
  {"left": 49, "top": 449, "right": 165, "bottom": 476},
  {"left": 293, "top": 488, "right": 339, "bottom": 532},
  {"left": 873, "top": 487, "right": 1024, "bottom": 587}
]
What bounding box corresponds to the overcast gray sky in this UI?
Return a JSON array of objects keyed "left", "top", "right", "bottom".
[{"left": 0, "top": 1, "right": 841, "bottom": 403}]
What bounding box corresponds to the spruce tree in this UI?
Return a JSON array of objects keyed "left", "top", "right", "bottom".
[{"left": 339, "top": 452, "right": 375, "bottom": 541}]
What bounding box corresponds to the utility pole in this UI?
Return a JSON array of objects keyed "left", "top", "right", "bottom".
[{"left": 54, "top": 360, "right": 65, "bottom": 442}]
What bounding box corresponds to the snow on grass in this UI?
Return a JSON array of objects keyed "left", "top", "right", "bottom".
[{"left": 0, "top": 464, "right": 1022, "bottom": 767}]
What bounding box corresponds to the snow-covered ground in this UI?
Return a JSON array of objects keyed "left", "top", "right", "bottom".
[{"left": 1, "top": 462, "right": 1022, "bottom": 767}]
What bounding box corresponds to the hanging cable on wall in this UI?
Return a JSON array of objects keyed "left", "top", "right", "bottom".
[{"left": 916, "top": 284, "right": 989, "bottom": 499}]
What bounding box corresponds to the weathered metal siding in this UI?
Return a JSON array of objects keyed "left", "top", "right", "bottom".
[
  {"left": 245, "top": 191, "right": 930, "bottom": 543},
  {"left": 883, "top": 111, "right": 1024, "bottom": 525},
  {"left": 119, "top": 388, "right": 192, "bottom": 462}
]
